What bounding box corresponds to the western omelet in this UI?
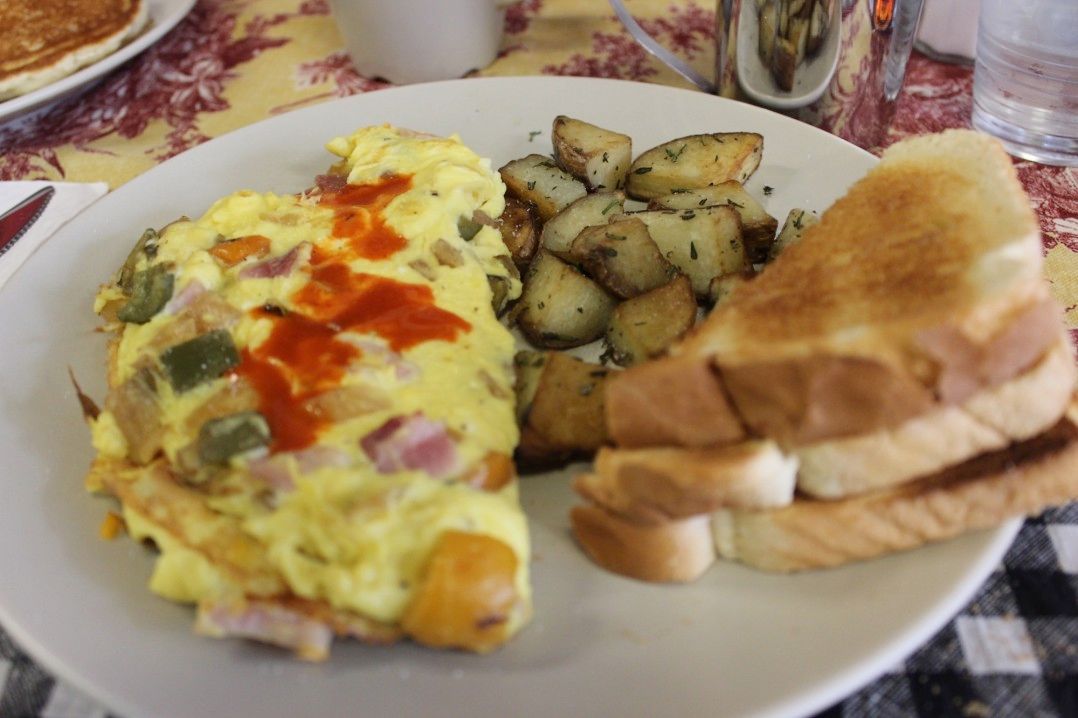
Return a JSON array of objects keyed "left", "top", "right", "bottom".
[{"left": 85, "top": 125, "right": 531, "bottom": 659}]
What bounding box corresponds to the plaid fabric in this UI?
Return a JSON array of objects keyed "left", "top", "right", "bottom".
[{"left": 2, "top": 507, "right": 1075, "bottom": 717}]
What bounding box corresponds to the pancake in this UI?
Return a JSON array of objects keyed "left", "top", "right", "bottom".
[{"left": 0, "top": 0, "right": 149, "bottom": 101}]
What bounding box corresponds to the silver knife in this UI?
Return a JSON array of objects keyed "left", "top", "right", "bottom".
[{"left": 0, "top": 186, "right": 55, "bottom": 258}]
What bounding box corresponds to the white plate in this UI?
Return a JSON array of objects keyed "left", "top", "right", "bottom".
[
  {"left": 0, "top": 77, "right": 1019, "bottom": 718},
  {"left": 0, "top": 0, "right": 196, "bottom": 123}
]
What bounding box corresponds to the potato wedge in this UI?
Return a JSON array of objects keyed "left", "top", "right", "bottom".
[
  {"left": 807, "top": 0, "right": 829, "bottom": 55},
  {"left": 516, "top": 250, "right": 617, "bottom": 348},
  {"left": 649, "top": 181, "right": 778, "bottom": 264},
  {"left": 551, "top": 116, "right": 632, "bottom": 191},
  {"left": 626, "top": 134, "right": 764, "bottom": 201},
  {"left": 769, "top": 208, "right": 819, "bottom": 261},
  {"left": 772, "top": 36, "right": 796, "bottom": 91},
  {"left": 620, "top": 206, "right": 748, "bottom": 297},
  {"left": 790, "top": 15, "right": 810, "bottom": 64},
  {"left": 539, "top": 191, "right": 625, "bottom": 259},
  {"left": 758, "top": 0, "right": 778, "bottom": 63},
  {"left": 569, "top": 218, "right": 678, "bottom": 299},
  {"left": 498, "top": 196, "right": 541, "bottom": 271},
  {"left": 605, "top": 275, "right": 697, "bottom": 366},
  {"left": 518, "top": 352, "right": 612, "bottom": 464},
  {"left": 500, "top": 154, "right": 588, "bottom": 221}
]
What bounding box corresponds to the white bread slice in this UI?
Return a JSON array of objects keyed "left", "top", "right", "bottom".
[
  {"left": 796, "top": 338, "right": 1076, "bottom": 498},
  {"left": 660, "top": 130, "right": 1060, "bottom": 446},
  {"left": 570, "top": 504, "right": 715, "bottom": 583},
  {"left": 713, "top": 406, "right": 1078, "bottom": 572},
  {"left": 574, "top": 440, "right": 796, "bottom": 523}
]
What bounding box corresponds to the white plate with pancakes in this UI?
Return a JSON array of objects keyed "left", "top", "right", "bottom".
[
  {"left": 0, "top": 0, "right": 196, "bottom": 123},
  {"left": 0, "top": 77, "right": 1020, "bottom": 718}
]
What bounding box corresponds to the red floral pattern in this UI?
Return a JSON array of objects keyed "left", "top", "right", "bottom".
[
  {"left": 271, "top": 52, "right": 388, "bottom": 115},
  {"left": 543, "top": 2, "right": 713, "bottom": 80},
  {"left": 0, "top": 0, "right": 314, "bottom": 178},
  {"left": 506, "top": 0, "right": 544, "bottom": 35},
  {"left": 0, "top": 0, "right": 1073, "bottom": 262}
]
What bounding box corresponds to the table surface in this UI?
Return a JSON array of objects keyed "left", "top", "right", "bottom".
[{"left": 1, "top": 1, "right": 1076, "bottom": 716}]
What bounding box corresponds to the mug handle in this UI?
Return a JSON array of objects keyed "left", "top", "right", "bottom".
[{"left": 608, "top": 0, "right": 715, "bottom": 92}]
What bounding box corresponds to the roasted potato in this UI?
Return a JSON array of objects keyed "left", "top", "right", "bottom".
[
  {"left": 604, "top": 275, "right": 697, "bottom": 366},
  {"left": 626, "top": 133, "right": 764, "bottom": 200},
  {"left": 807, "top": 0, "right": 830, "bottom": 55},
  {"left": 516, "top": 250, "right": 617, "bottom": 348},
  {"left": 517, "top": 351, "right": 612, "bottom": 464},
  {"left": 513, "top": 350, "right": 548, "bottom": 425},
  {"left": 772, "top": 36, "right": 797, "bottom": 91},
  {"left": 569, "top": 218, "right": 678, "bottom": 299},
  {"left": 500, "top": 154, "right": 588, "bottom": 221},
  {"left": 649, "top": 181, "right": 778, "bottom": 264},
  {"left": 539, "top": 191, "right": 625, "bottom": 259},
  {"left": 498, "top": 196, "right": 541, "bottom": 271},
  {"left": 552, "top": 116, "right": 632, "bottom": 191},
  {"left": 769, "top": 207, "right": 819, "bottom": 261},
  {"left": 707, "top": 270, "right": 753, "bottom": 309},
  {"left": 620, "top": 206, "right": 749, "bottom": 297},
  {"left": 758, "top": 0, "right": 778, "bottom": 63}
]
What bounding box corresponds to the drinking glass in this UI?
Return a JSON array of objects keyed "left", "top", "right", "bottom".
[{"left": 972, "top": 0, "right": 1078, "bottom": 166}]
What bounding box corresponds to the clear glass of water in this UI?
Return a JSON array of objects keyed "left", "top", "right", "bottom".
[{"left": 971, "top": 0, "right": 1078, "bottom": 166}]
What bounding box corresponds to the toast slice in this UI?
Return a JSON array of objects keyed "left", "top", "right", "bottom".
[
  {"left": 795, "top": 337, "right": 1076, "bottom": 498},
  {"left": 635, "top": 130, "right": 1063, "bottom": 446},
  {"left": 574, "top": 440, "right": 796, "bottom": 524},
  {"left": 713, "top": 404, "right": 1078, "bottom": 572}
]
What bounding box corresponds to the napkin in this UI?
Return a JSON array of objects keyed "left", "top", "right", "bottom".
[{"left": 0, "top": 181, "right": 108, "bottom": 290}]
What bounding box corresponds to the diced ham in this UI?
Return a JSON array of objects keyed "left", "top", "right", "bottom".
[
  {"left": 360, "top": 413, "right": 461, "bottom": 479},
  {"left": 196, "top": 600, "right": 333, "bottom": 662},
  {"left": 239, "top": 243, "right": 305, "bottom": 279}
]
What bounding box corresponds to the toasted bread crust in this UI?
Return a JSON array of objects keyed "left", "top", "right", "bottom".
[
  {"left": 605, "top": 354, "right": 746, "bottom": 448},
  {"left": 570, "top": 504, "right": 715, "bottom": 583},
  {"left": 713, "top": 412, "right": 1078, "bottom": 572},
  {"left": 574, "top": 441, "right": 796, "bottom": 523}
]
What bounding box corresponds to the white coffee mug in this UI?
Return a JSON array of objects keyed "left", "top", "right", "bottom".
[{"left": 328, "top": 0, "right": 507, "bottom": 85}]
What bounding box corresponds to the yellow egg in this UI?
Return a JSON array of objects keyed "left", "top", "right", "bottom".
[{"left": 88, "top": 126, "right": 531, "bottom": 655}]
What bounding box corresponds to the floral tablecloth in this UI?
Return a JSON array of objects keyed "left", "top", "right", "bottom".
[{"left": 1, "top": 1, "right": 1076, "bottom": 717}]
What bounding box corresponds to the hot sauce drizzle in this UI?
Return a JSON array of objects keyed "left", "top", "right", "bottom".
[
  {"left": 235, "top": 174, "right": 472, "bottom": 452},
  {"left": 317, "top": 174, "right": 412, "bottom": 260}
]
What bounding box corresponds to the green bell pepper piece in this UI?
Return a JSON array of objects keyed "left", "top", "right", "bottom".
[
  {"left": 161, "top": 329, "right": 239, "bottom": 393},
  {"left": 117, "top": 265, "right": 174, "bottom": 324},
  {"left": 197, "top": 411, "right": 271, "bottom": 464}
]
